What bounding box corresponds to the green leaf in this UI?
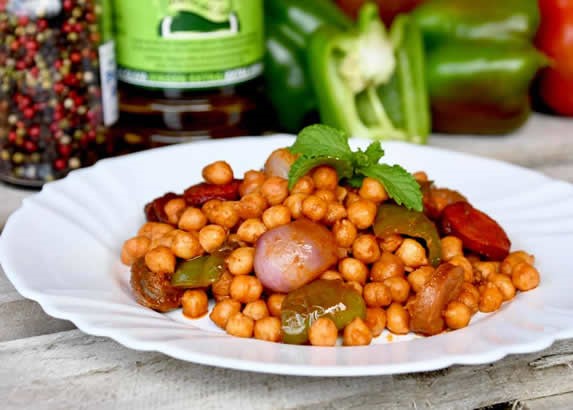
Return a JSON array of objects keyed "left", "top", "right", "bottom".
[
  {"left": 364, "top": 141, "right": 385, "bottom": 164},
  {"left": 290, "top": 124, "right": 353, "bottom": 161},
  {"left": 358, "top": 163, "right": 423, "bottom": 211},
  {"left": 288, "top": 155, "right": 354, "bottom": 190},
  {"left": 344, "top": 174, "right": 365, "bottom": 188}
]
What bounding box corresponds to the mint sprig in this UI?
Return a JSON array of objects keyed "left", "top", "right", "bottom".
[{"left": 288, "top": 124, "right": 423, "bottom": 212}]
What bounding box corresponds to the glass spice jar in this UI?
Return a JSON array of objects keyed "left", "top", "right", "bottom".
[{"left": 0, "top": 0, "right": 118, "bottom": 187}]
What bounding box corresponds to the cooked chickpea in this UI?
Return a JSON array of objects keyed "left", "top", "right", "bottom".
[
  {"left": 462, "top": 281, "right": 480, "bottom": 300},
  {"left": 282, "top": 193, "right": 306, "bottom": 219},
  {"left": 383, "top": 276, "right": 411, "bottom": 303},
  {"left": 395, "top": 238, "right": 428, "bottom": 268},
  {"left": 321, "top": 270, "right": 343, "bottom": 281},
  {"left": 444, "top": 301, "right": 472, "bottom": 330},
  {"left": 205, "top": 201, "right": 240, "bottom": 229},
  {"left": 239, "top": 170, "right": 265, "bottom": 196},
  {"left": 323, "top": 201, "right": 347, "bottom": 225},
  {"left": 225, "top": 312, "right": 254, "bottom": 338},
  {"left": 164, "top": 198, "right": 187, "bottom": 225},
  {"left": 386, "top": 303, "right": 410, "bottom": 334},
  {"left": 239, "top": 192, "right": 268, "bottom": 219},
  {"left": 370, "top": 252, "right": 405, "bottom": 282},
  {"left": 473, "top": 261, "right": 499, "bottom": 281},
  {"left": 365, "top": 307, "right": 386, "bottom": 337},
  {"left": 346, "top": 281, "right": 363, "bottom": 296},
  {"left": 407, "top": 266, "right": 434, "bottom": 293},
  {"left": 267, "top": 294, "right": 286, "bottom": 318},
  {"left": 363, "top": 282, "right": 392, "bottom": 308},
  {"left": 144, "top": 246, "right": 176, "bottom": 273},
  {"left": 210, "top": 299, "right": 241, "bottom": 329},
  {"left": 261, "top": 176, "right": 289, "bottom": 205},
  {"left": 202, "top": 160, "right": 234, "bottom": 185},
  {"left": 339, "top": 257, "right": 369, "bottom": 284},
  {"left": 254, "top": 317, "right": 282, "bottom": 342},
  {"left": 226, "top": 247, "right": 255, "bottom": 276},
  {"left": 342, "top": 317, "right": 372, "bottom": 346},
  {"left": 335, "top": 186, "right": 348, "bottom": 202},
  {"left": 301, "top": 195, "right": 328, "bottom": 222},
  {"left": 149, "top": 229, "right": 178, "bottom": 250},
  {"left": 262, "top": 205, "right": 291, "bottom": 229},
  {"left": 413, "top": 171, "right": 428, "bottom": 183},
  {"left": 449, "top": 255, "right": 473, "bottom": 282},
  {"left": 237, "top": 218, "right": 267, "bottom": 243},
  {"left": 121, "top": 236, "right": 151, "bottom": 266},
  {"left": 440, "top": 236, "right": 463, "bottom": 261},
  {"left": 359, "top": 177, "right": 388, "bottom": 203},
  {"left": 351, "top": 234, "right": 380, "bottom": 264},
  {"left": 198, "top": 224, "right": 227, "bottom": 253},
  {"left": 347, "top": 199, "right": 377, "bottom": 230},
  {"left": 291, "top": 176, "right": 315, "bottom": 195},
  {"left": 511, "top": 262, "right": 540, "bottom": 291},
  {"left": 212, "top": 271, "right": 233, "bottom": 299},
  {"left": 181, "top": 289, "right": 209, "bottom": 319},
  {"left": 456, "top": 283, "right": 479, "bottom": 314},
  {"left": 309, "top": 317, "right": 339, "bottom": 346},
  {"left": 171, "top": 230, "right": 203, "bottom": 260},
  {"left": 332, "top": 219, "right": 358, "bottom": 248},
  {"left": 312, "top": 166, "right": 338, "bottom": 191},
  {"left": 138, "top": 222, "right": 174, "bottom": 240},
  {"left": 479, "top": 283, "right": 504, "bottom": 313},
  {"left": 379, "top": 234, "right": 403, "bottom": 253},
  {"left": 344, "top": 192, "right": 361, "bottom": 207},
  {"left": 501, "top": 251, "right": 535, "bottom": 275},
  {"left": 178, "top": 207, "right": 207, "bottom": 232},
  {"left": 243, "top": 300, "right": 269, "bottom": 321},
  {"left": 230, "top": 275, "right": 263, "bottom": 304},
  {"left": 489, "top": 273, "right": 516, "bottom": 301}
]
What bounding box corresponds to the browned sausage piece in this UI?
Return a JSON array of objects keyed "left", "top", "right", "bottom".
[
  {"left": 130, "top": 258, "right": 183, "bottom": 312},
  {"left": 144, "top": 192, "right": 180, "bottom": 223},
  {"left": 183, "top": 179, "right": 242, "bottom": 207},
  {"left": 421, "top": 181, "right": 468, "bottom": 220},
  {"left": 408, "top": 263, "right": 464, "bottom": 336},
  {"left": 441, "top": 201, "right": 511, "bottom": 261}
]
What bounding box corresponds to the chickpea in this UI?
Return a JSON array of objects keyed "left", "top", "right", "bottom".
[
  {"left": 386, "top": 303, "right": 410, "bottom": 335},
  {"left": 202, "top": 160, "right": 234, "bottom": 185},
  {"left": 239, "top": 192, "right": 268, "bottom": 219},
  {"left": 456, "top": 288, "right": 479, "bottom": 314},
  {"left": 379, "top": 234, "right": 403, "bottom": 253},
  {"left": 301, "top": 195, "right": 328, "bottom": 222},
  {"left": 395, "top": 238, "right": 428, "bottom": 268},
  {"left": 205, "top": 201, "right": 240, "bottom": 229},
  {"left": 444, "top": 301, "right": 472, "bottom": 330},
  {"left": 198, "top": 224, "right": 227, "bottom": 253},
  {"left": 489, "top": 273, "right": 516, "bottom": 301},
  {"left": 335, "top": 186, "right": 348, "bottom": 203},
  {"left": 261, "top": 176, "right": 289, "bottom": 205},
  {"left": 339, "top": 257, "right": 369, "bottom": 284},
  {"left": 365, "top": 307, "right": 386, "bottom": 337},
  {"left": 149, "top": 229, "right": 178, "bottom": 250},
  {"left": 283, "top": 193, "right": 306, "bottom": 219},
  {"left": 323, "top": 201, "right": 347, "bottom": 225},
  {"left": 237, "top": 218, "right": 267, "bottom": 244},
  {"left": 171, "top": 230, "right": 202, "bottom": 260},
  {"left": 239, "top": 170, "right": 265, "bottom": 196},
  {"left": 344, "top": 192, "right": 361, "bottom": 207},
  {"left": 501, "top": 251, "right": 535, "bottom": 275},
  {"left": 212, "top": 271, "right": 233, "bottom": 299},
  {"left": 262, "top": 205, "right": 291, "bottom": 229},
  {"left": 145, "top": 246, "right": 176, "bottom": 273},
  {"left": 243, "top": 300, "right": 269, "bottom": 321},
  {"left": 332, "top": 219, "right": 358, "bottom": 248},
  {"left": 267, "top": 294, "right": 286, "bottom": 318},
  {"left": 351, "top": 234, "right": 380, "bottom": 264},
  {"left": 230, "top": 275, "right": 263, "bottom": 304},
  {"left": 321, "top": 270, "right": 343, "bottom": 281},
  {"left": 210, "top": 299, "right": 242, "bottom": 329},
  {"left": 346, "top": 281, "right": 364, "bottom": 296},
  {"left": 440, "top": 236, "right": 463, "bottom": 261},
  {"left": 407, "top": 266, "right": 434, "bottom": 293},
  {"left": 312, "top": 166, "right": 338, "bottom": 191},
  {"left": 384, "top": 277, "right": 411, "bottom": 303},
  {"left": 449, "top": 255, "right": 473, "bottom": 282},
  {"left": 479, "top": 283, "right": 504, "bottom": 313},
  {"left": 363, "top": 282, "right": 392, "bottom": 308},
  {"left": 291, "top": 176, "right": 315, "bottom": 195},
  {"left": 512, "top": 262, "right": 540, "bottom": 291},
  {"left": 178, "top": 207, "right": 207, "bottom": 232},
  {"left": 413, "top": 171, "right": 428, "bottom": 183},
  {"left": 359, "top": 177, "right": 388, "bottom": 203},
  {"left": 121, "top": 236, "right": 151, "bottom": 266},
  {"left": 254, "top": 317, "right": 282, "bottom": 343},
  {"left": 473, "top": 261, "right": 500, "bottom": 281},
  {"left": 370, "top": 252, "right": 405, "bottom": 282},
  {"left": 347, "top": 199, "right": 377, "bottom": 230},
  {"left": 226, "top": 247, "right": 255, "bottom": 276},
  {"left": 181, "top": 289, "right": 209, "bottom": 319},
  {"left": 164, "top": 198, "right": 187, "bottom": 225},
  {"left": 312, "top": 189, "right": 334, "bottom": 204},
  {"left": 225, "top": 312, "right": 254, "bottom": 338},
  {"left": 138, "top": 222, "right": 174, "bottom": 240},
  {"left": 309, "top": 317, "right": 339, "bottom": 346},
  {"left": 343, "top": 317, "right": 372, "bottom": 346},
  {"left": 461, "top": 281, "right": 480, "bottom": 301}
]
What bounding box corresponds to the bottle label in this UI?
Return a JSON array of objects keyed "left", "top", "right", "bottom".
[
  {"left": 98, "top": 41, "right": 119, "bottom": 126},
  {"left": 114, "top": 0, "right": 264, "bottom": 89}
]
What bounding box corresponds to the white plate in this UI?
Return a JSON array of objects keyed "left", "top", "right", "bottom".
[{"left": 2, "top": 135, "right": 573, "bottom": 377}]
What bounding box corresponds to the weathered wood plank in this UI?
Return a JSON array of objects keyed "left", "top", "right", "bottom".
[
  {"left": 518, "top": 391, "right": 573, "bottom": 409},
  {"left": 1, "top": 330, "right": 573, "bottom": 410}
]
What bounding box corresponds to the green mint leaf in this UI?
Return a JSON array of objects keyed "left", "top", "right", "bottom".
[
  {"left": 352, "top": 151, "right": 371, "bottom": 169},
  {"left": 344, "top": 174, "right": 365, "bottom": 188},
  {"left": 364, "top": 142, "right": 384, "bottom": 164},
  {"left": 358, "top": 163, "right": 423, "bottom": 211},
  {"left": 290, "top": 124, "right": 353, "bottom": 161},
  {"left": 288, "top": 155, "right": 354, "bottom": 190}
]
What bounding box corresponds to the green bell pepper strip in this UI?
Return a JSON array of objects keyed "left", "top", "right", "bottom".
[
  {"left": 171, "top": 253, "right": 226, "bottom": 289},
  {"left": 373, "top": 203, "right": 441, "bottom": 267},
  {"left": 263, "top": 0, "right": 352, "bottom": 132},
  {"left": 307, "top": 3, "right": 429, "bottom": 143}
]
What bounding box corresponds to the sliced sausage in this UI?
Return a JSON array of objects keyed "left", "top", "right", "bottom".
[
  {"left": 183, "top": 179, "right": 242, "bottom": 207},
  {"left": 421, "top": 181, "right": 468, "bottom": 220},
  {"left": 130, "top": 257, "right": 183, "bottom": 312},
  {"left": 144, "top": 192, "right": 180, "bottom": 223}
]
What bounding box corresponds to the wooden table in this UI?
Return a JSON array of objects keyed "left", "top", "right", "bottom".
[{"left": 1, "top": 114, "right": 573, "bottom": 410}]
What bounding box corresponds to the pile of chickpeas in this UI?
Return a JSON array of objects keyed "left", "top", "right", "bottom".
[{"left": 121, "top": 153, "right": 541, "bottom": 347}]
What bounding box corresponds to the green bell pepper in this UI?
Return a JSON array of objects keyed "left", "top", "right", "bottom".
[
  {"left": 412, "top": 0, "right": 548, "bottom": 135},
  {"left": 307, "top": 3, "right": 430, "bottom": 142}
]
